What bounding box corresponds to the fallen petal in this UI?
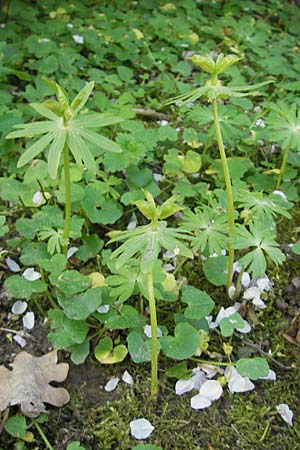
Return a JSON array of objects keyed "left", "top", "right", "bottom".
[
  {"left": 228, "top": 374, "right": 255, "bottom": 393},
  {"left": 6, "top": 257, "right": 20, "bottom": 273},
  {"left": 130, "top": 418, "right": 155, "bottom": 440},
  {"left": 200, "top": 380, "right": 223, "bottom": 401},
  {"left": 175, "top": 378, "right": 194, "bottom": 395},
  {"left": 32, "top": 191, "right": 43, "bottom": 205},
  {"left": 190, "top": 394, "right": 211, "bottom": 410},
  {"left": 12, "top": 301, "right": 28, "bottom": 315},
  {"left": 104, "top": 377, "right": 119, "bottom": 392},
  {"left": 122, "top": 370, "right": 133, "bottom": 385},
  {"left": 23, "top": 312, "right": 35, "bottom": 330},
  {"left": 259, "top": 369, "right": 276, "bottom": 381},
  {"left": 143, "top": 325, "right": 163, "bottom": 338},
  {"left": 13, "top": 335, "right": 27, "bottom": 348},
  {"left": 67, "top": 247, "right": 78, "bottom": 259},
  {"left": 23, "top": 268, "right": 41, "bottom": 281},
  {"left": 237, "top": 320, "right": 251, "bottom": 334},
  {"left": 276, "top": 404, "right": 293, "bottom": 426}
]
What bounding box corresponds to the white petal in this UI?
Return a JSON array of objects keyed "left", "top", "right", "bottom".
[
  {"left": 175, "top": 378, "right": 194, "bottom": 395},
  {"left": 164, "top": 263, "right": 175, "bottom": 272},
  {"left": 13, "top": 335, "right": 27, "bottom": 348},
  {"left": 260, "top": 370, "right": 276, "bottom": 381},
  {"left": 72, "top": 34, "right": 84, "bottom": 44},
  {"left": 23, "top": 311, "right": 35, "bottom": 330},
  {"left": 199, "top": 364, "right": 224, "bottom": 378},
  {"left": 11, "top": 301, "right": 28, "bottom": 315},
  {"left": 6, "top": 257, "right": 20, "bottom": 272},
  {"left": 122, "top": 370, "right": 133, "bottom": 385},
  {"left": 252, "top": 297, "right": 267, "bottom": 309},
  {"left": 200, "top": 380, "right": 223, "bottom": 401},
  {"left": 225, "top": 365, "right": 238, "bottom": 381},
  {"left": 233, "top": 261, "right": 242, "bottom": 273},
  {"left": 97, "top": 304, "right": 110, "bottom": 314},
  {"left": 276, "top": 404, "right": 293, "bottom": 426},
  {"left": 191, "top": 370, "right": 207, "bottom": 390},
  {"left": 143, "top": 325, "right": 162, "bottom": 338},
  {"left": 228, "top": 374, "right": 255, "bottom": 393},
  {"left": 67, "top": 247, "right": 78, "bottom": 259},
  {"left": 32, "top": 190, "right": 43, "bottom": 205},
  {"left": 104, "top": 377, "right": 119, "bottom": 392},
  {"left": 273, "top": 190, "right": 287, "bottom": 201},
  {"left": 130, "top": 418, "right": 155, "bottom": 440},
  {"left": 257, "top": 277, "right": 271, "bottom": 291},
  {"left": 127, "top": 213, "right": 137, "bottom": 230},
  {"left": 243, "top": 286, "right": 260, "bottom": 300},
  {"left": 158, "top": 120, "right": 168, "bottom": 126},
  {"left": 237, "top": 320, "right": 251, "bottom": 334},
  {"left": 153, "top": 173, "right": 163, "bottom": 182},
  {"left": 23, "top": 268, "right": 41, "bottom": 281},
  {"left": 241, "top": 272, "right": 251, "bottom": 288},
  {"left": 228, "top": 285, "right": 236, "bottom": 299},
  {"left": 190, "top": 394, "right": 211, "bottom": 410}
]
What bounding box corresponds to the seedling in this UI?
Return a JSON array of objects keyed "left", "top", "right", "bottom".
[
  {"left": 167, "top": 53, "right": 272, "bottom": 295},
  {"left": 6, "top": 80, "right": 123, "bottom": 254},
  {"left": 108, "top": 191, "right": 192, "bottom": 396}
]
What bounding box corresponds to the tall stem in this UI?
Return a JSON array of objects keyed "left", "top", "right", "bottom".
[
  {"left": 276, "top": 143, "right": 291, "bottom": 189},
  {"left": 146, "top": 268, "right": 158, "bottom": 397},
  {"left": 33, "top": 420, "right": 55, "bottom": 450},
  {"left": 63, "top": 143, "right": 71, "bottom": 255},
  {"left": 212, "top": 98, "right": 235, "bottom": 295}
]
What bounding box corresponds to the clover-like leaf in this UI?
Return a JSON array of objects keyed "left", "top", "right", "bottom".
[
  {"left": 236, "top": 357, "right": 270, "bottom": 380},
  {"left": 181, "top": 286, "right": 215, "bottom": 320},
  {"left": 219, "top": 312, "right": 245, "bottom": 337},
  {"left": 160, "top": 323, "right": 199, "bottom": 360},
  {"left": 0, "top": 350, "right": 69, "bottom": 417},
  {"left": 94, "top": 336, "right": 128, "bottom": 364}
]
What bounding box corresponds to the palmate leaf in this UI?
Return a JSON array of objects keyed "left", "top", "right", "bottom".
[
  {"left": 182, "top": 206, "right": 228, "bottom": 255},
  {"left": 266, "top": 102, "right": 300, "bottom": 149},
  {"left": 77, "top": 127, "right": 122, "bottom": 153},
  {"left": 7, "top": 81, "right": 123, "bottom": 179},
  {"left": 232, "top": 222, "right": 285, "bottom": 277},
  {"left": 167, "top": 80, "right": 272, "bottom": 106},
  {"left": 17, "top": 131, "right": 56, "bottom": 168},
  {"left": 109, "top": 222, "right": 193, "bottom": 273},
  {"left": 48, "top": 129, "right": 67, "bottom": 179},
  {"left": 106, "top": 264, "right": 139, "bottom": 302},
  {"left": 71, "top": 112, "right": 124, "bottom": 128},
  {"left": 6, "top": 120, "right": 56, "bottom": 138},
  {"left": 67, "top": 129, "right": 97, "bottom": 174},
  {"left": 235, "top": 189, "right": 292, "bottom": 221}
]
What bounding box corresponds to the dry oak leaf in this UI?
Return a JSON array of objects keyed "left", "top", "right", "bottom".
[{"left": 0, "top": 350, "right": 70, "bottom": 417}]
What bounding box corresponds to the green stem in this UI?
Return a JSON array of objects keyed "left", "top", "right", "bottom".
[
  {"left": 146, "top": 268, "right": 158, "bottom": 397},
  {"left": 63, "top": 143, "right": 71, "bottom": 255},
  {"left": 276, "top": 143, "right": 291, "bottom": 189},
  {"left": 33, "top": 420, "right": 55, "bottom": 450},
  {"left": 212, "top": 98, "right": 235, "bottom": 295}
]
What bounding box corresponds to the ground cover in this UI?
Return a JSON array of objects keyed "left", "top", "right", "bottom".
[{"left": 0, "top": 1, "right": 300, "bottom": 449}]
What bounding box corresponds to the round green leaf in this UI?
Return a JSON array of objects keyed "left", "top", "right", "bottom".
[
  {"left": 5, "top": 415, "right": 26, "bottom": 438},
  {"left": 181, "top": 286, "right": 215, "bottom": 320},
  {"left": 203, "top": 255, "right": 228, "bottom": 286},
  {"left": 160, "top": 323, "right": 199, "bottom": 360},
  {"left": 236, "top": 357, "right": 270, "bottom": 380}
]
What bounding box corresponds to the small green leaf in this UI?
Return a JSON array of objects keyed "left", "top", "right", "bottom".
[
  {"left": 203, "top": 255, "right": 228, "bottom": 286},
  {"left": 66, "top": 442, "right": 86, "bottom": 450},
  {"left": 4, "top": 416, "right": 26, "bottom": 438},
  {"left": 95, "top": 337, "right": 128, "bottom": 364},
  {"left": 55, "top": 270, "right": 91, "bottom": 295},
  {"left": 160, "top": 323, "right": 199, "bottom": 360},
  {"left": 48, "top": 310, "right": 88, "bottom": 348},
  {"left": 219, "top": 313, "right": 245, "bottom": 337},
  {"left": 68, "top": 340, "right": 90, "bottom": 365},
  {"left": 165, "top": 361, "right": 189, "bottom": 379},
  {"left": 127, "top": 331, "right": 153, "bottom": 363},
  {"left": 236, "top": 357, "right": 270, "bottom": 380},
  {"left": 58, "top": 287, "right": 103, "bottom": 320},
  {"left": 181, "top": 286, "right": 215, "bottom": 320},
  {"left": 70, "top": 81, "right": 94, "bottom": 115}
]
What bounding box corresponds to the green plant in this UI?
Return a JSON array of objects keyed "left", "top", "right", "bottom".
[
  {"left": 6, "top": 80, "right": 123, "bottom": 253},
  {"left": 108, "top": 191, "right": 193, "bottom": 396},
  {"left": 167, "top": 53, "right": 272, "bottom": 296},
  {"left": 266, "top": 102, "right": 300, "bottom": 189}
]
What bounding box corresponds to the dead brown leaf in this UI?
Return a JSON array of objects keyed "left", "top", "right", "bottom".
[{"left": 0, "top": 350, "right": 70, "bottom": 417}]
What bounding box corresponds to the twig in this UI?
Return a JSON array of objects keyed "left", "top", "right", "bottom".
[
  {"left": 132, "top": 108, "right": 168, "bottom": 120},
  {"left": 0, "top": 408, "right": 9, "bottom": 435},
  {"left": 0, "top": 327, "right": 35, "bottom": 341},
  {"left": 235, "top": 335, "right": 293, "bottom": 371}
]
